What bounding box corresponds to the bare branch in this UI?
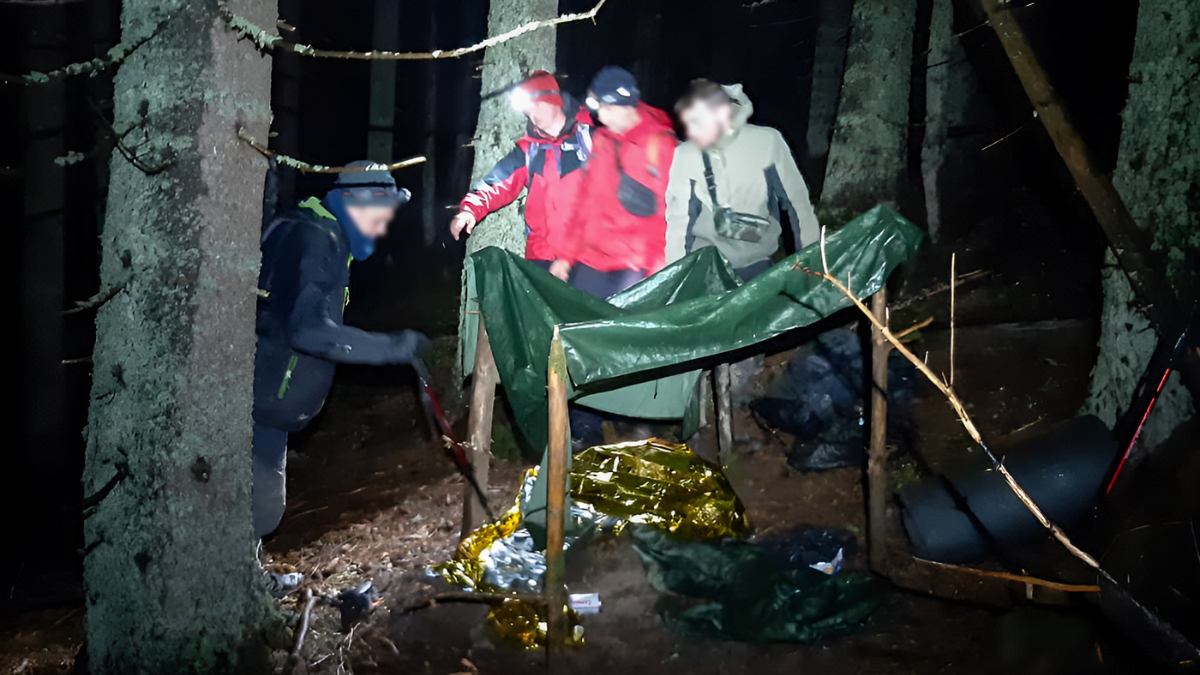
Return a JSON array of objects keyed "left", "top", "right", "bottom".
[
  {"left": 237, "top": 129, "right": 425, "bottom": 173},
  {"left": 64, "top": 282, "right": 127, "bottom": 315},
  {"left": 802, "top": 265, "right": 1102, "bottom": 570},
  {"left": 221, "top": 0, "right": 608, "bottom": 61}
]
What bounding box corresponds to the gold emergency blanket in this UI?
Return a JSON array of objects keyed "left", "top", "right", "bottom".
[
  {"left": 429, "top": 441, "right": 748, "bottom": 648},
  {"left": 570, "top": 439, "right": 749, "bottom": 539}
]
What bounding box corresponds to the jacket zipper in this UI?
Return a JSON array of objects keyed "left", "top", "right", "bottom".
[{"left": 277, "top": 354, "right": 299, "bottom": 399}]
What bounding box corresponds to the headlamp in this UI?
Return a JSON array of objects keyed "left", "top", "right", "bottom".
[
  {"left": 585, "top": 95, "right": 600, "bottom": 111},
  {"left": 508, "top": 87, "right": 533, "bottom": 112},
  {"left": 509, "top": 88, "right": 559, "bottom": 113}
]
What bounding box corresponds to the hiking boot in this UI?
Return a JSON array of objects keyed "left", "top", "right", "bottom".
[{"left": 264, "top": 570, "right": 304, "bottom": 598}]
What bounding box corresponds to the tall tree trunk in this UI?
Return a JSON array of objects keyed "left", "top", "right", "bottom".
[
  {"left": 82, "top": 0, "right": 276, "bottom": 671},
  {"left": 464, "top": 0, "right": 557, "bottom": 256},
  {"left": 804, "top": 0, "right": 855, "bottom": 199},
  {"left": 821, "top": 0, "right": 917, "bottom": 211},
  {"left": 368, "top": 0, "right": 400, "bottom": 162},
  {"left": 456, "top": 0, "right": 557, "bottom": 379},
  {"left": 1083, "top": 0, "right": 1198, "bottom": 456}
]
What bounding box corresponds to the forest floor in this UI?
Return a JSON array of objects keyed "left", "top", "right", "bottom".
[{"left": 2, "top": 203, "right": 1197, "bottom": 674}]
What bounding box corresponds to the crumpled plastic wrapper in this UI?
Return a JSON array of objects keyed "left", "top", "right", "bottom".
[
  {"left": 429, "top": 441, "right": 748, "bottom": 648},
  {"left": 570, "top": 439, "right": 749, "bottom": 540}
]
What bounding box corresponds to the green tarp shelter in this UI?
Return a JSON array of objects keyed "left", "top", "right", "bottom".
[{"left": 463, "top": 206, "right": 924, "bottom": 452}]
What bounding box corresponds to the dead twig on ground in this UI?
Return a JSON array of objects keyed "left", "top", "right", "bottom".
[
  {"left": 222, "top": 0, "right": 607, "bottom": 61},
  {"left": 916, "top": 559, "right": 1100, "bottom": 593},
  {"left": 806, "top": 228, "right": 1101, "bottom": 570},
  {"left": 396, "top": 591, "right": 546, "bottom": 615},
  {"left": 292, "top": 590, "right": 318, "bottom": 658}
]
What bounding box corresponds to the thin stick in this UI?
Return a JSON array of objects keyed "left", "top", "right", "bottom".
[
  {"left": 950, "top": 253, "right": 957, "bottom": 387},
  {"left": 894, "top": 316, "right": 934, "bottom": 340},
  {"left": 2, "top": 18, "right": 162, "bottom": 84},
  {"left": 916, "top": 559, "right": 1100, "bottom": 593},
  {"left": 396, "top": 591, "right": 546, "bottom": 614},
  {"left": 238, "top": 129, "right": 425, "bottom": 173},
  {"left": 805, "top": 234, "right": 1100, "bottom": 569},
  {"left": 293, "top": 590, "right": 317, "bottom": 658},
  {"left": 221, "top": 0, "right": 608, "bottom": 61}
]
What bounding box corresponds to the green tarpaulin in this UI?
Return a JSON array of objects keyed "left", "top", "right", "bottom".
[{"left": 470, "top": 206, "right": 924, "bottom": 452}]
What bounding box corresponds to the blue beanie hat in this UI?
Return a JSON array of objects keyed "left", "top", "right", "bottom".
[
  {"left": 587, "top": 66, "right": 640, "bottom": 108},
  {"left": 331, "top": 160, "right": 410, "bottom": 208}
]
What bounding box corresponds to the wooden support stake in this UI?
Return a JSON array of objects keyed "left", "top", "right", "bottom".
[
  {"left": 714, "top": 364, "right": 734, "bottom": 465},
  {"left": 461, "top": 320, "right": 497, "bottom": 538},
  {"left": 545, "top": 326, "right": 570, "bottom": 666},
  {"left": 867, "top": 289, "right": 890, "bottom": 573}
]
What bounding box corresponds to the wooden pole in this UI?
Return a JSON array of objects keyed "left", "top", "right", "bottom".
[
  {"left": 867, "top": 289, "right": 890, "bottom": 573},
  {"left": 461, "top": 320, "right": 497, "bottom": 538},
  {"left": 978, "top": 0, "right": 1181, "bottom": 333},
  {"left": 714, "top": 364, "right": 734, "bottom": 465},
  {"left": 545, "top": 326, "right": 570, "bottom": 665}
]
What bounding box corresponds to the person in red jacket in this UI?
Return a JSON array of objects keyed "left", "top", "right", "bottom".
[
  {"left": 550, "top": 67, "right": 677, "bottom": 298},
  {"left": 450, "top": 70, "right": 594, "bottom": 268}
]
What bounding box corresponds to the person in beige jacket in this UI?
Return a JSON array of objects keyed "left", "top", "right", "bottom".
[{"left": 665, "top": 80, "right": 820, "bottom": 281}]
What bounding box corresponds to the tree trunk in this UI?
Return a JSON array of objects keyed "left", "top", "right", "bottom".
[
  {"left": 463, "top": 0, "right": 557, "bottom": 256},
  {"left": 821, "top": 0, "right": 917, "bottom": 211},
  {"left": 81, "top": 0, "right": 276, "bottom": 671},
  {"left": 456, "top": 0, "right": 557, "bottom": 380},
  {"left": 804, "top": 0, "right": 855, "bottom": 199},
  {"left": 1083, "top": 0, "right": 1198, "bottom": 456}
]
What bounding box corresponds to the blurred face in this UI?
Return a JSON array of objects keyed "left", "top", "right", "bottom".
[
  {"left": 680, "top": 101, "right": 732, "bottom": 149},
  {"left": 526, "top": 100, "right": 566, "bottom": 137},
  {"left": 594, "top": 98, "right": 640, "bottom": 134},
  {"left": 345, "top": 205, "right": 396, "bottom": 240}
]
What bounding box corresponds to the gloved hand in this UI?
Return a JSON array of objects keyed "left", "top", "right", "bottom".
[{"left": 388, "top": 330, "right": 431, "bottom": 364}]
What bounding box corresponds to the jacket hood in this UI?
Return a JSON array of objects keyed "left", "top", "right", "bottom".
[
  {"left": 722, "top": 83, "right": 754, "bottom": 130},
  {"left": 526, "top": 93, "right": 593, "bottom": 141}
]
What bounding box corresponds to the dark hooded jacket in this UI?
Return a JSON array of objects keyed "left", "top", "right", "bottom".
[{"left": 253, "top": 198, "right": 421, "bottom": 431}]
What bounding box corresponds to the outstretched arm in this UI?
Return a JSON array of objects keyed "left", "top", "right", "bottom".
[
  {"left": 288, "top": 228, "right": 427, "bottom": 365},
  {"left": 454, "top": 145, "right": 529, "bottom": 239}
]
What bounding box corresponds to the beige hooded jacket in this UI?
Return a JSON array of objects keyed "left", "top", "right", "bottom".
[{"left": 665, "top": 84, "right": 819, "bottom": 270}]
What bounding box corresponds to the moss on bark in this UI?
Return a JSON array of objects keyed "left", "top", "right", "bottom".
[
  {"left": 81, "top": 0, "right": 276, "bottom": 672},
  {"left": 1084, "top": 0, "right": 1198, "bottom": 455}
]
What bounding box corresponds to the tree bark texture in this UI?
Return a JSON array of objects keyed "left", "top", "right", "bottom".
[
  {"left": 1084, "top": 0, "right": 1198, "bottom": 455},
  {"left": 821, "top": 0, "right": 917, "bottom": 211},
  {"left": 463, "top": 0, "right": 558, "bottom": 257},
  {"left": 456, "top": 0, "right": 557, "bottom": 382},
  {"left": 81, "top": 0, "right": 276, "bottom": 671}
]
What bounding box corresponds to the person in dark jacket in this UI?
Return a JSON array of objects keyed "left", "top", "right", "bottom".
[
  {"left": 254, "top": 161, "right": 428, "bottom": 543},
  {"left": 551, "top": 66, "right": 677, "bottom": 298},
  {"left": 450, "top": 70, "right": 594, "bottom": 268}
]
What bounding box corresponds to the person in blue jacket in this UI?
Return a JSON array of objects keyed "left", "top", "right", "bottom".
[{"left": 253, "top": 161, "right": 428, "bottom": 551}]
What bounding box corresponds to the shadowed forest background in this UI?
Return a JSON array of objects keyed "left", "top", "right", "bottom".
[{"left": 2, "top": 0, "right": 1198, "bottom": 672}]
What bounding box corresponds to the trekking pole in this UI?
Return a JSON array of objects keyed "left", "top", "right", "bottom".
[{"left": 412, "top": 358, "right": 496, "bottom": 521}]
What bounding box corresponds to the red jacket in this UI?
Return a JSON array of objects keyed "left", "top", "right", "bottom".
[
  {"left": 459, "top": 99, "right": 594, "bottom": 262},
  {"left": 560, "top": 104, "right": 676, "bottom": 274}
]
